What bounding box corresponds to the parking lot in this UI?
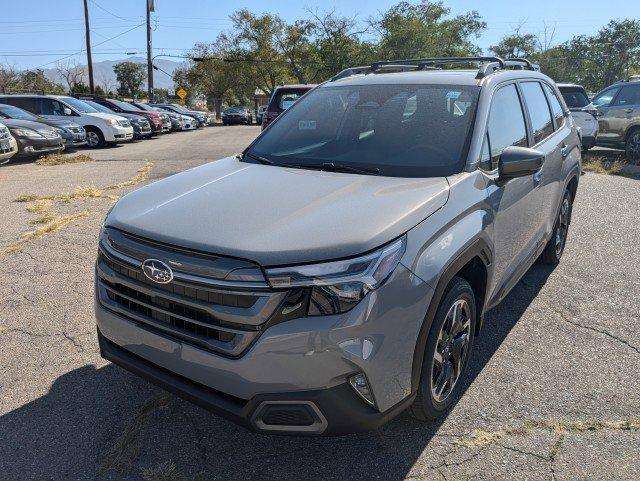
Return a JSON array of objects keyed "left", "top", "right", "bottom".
[{"left": 1, "top": 125, "right": 639, "bottom": 481}]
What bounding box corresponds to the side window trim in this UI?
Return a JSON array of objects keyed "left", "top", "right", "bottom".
[
  {"left": 483, "top": 81, "right": 530, "bottom": 170},
  {"left": 541, "top": 82, "right": 566, "bottom": 132},
  {"left": 513, "top": 81, "right": 533, "bottom": 148}
]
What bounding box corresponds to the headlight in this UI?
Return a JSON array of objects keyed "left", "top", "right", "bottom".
[
  {"left": 54, "top": 127, "right": 67, "bottom": 135},
  {"left": 106, "top": 118, "right": 118, "bottom": 126},
  {"left": 266, "top": 236, "right": 406, "bottom": 316},
  {"left": 12, "top": 128, "right": 43, "bottom": 138}
]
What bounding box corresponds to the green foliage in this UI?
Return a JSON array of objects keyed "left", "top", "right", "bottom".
[
  {"left": 490, "top": 33, "right": 538, "bottom": 58},
  {"left": 373, "top": 1, "right": 486, "bottom": 59},
  {"left": 113, "top": 61, "right": 147, "bottom": 98},
  {"left": 0, "top": 67, "right": 64, "bottom": 94}
]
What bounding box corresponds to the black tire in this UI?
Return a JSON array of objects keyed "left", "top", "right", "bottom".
[
  {"left": 411, "top": 276, "right": 476, "bottom": 421},
  {"left": 625, "top": 129, "right": 640, "bottom": 165},
  {"left": 85, "top": 127, "right": 105, "bottom": 148},
  {"left": 541, "top": 189, "right": 573, "bottom": 264}
]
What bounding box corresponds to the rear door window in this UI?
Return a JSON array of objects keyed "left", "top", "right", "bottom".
[
  {"left": 613, "top": 85, "right": 640, "bottom": 106},
  {"left": 521, "top": 81, "right": 554, "bottom": 144},
  {"left": 487, "top": 84, "right": 528, "bottom": 169},
  {"left": 542, "top": 84, "right": 565, "bottom": 130}
]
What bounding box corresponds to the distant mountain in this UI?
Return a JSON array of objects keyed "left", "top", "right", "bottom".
[{"left": 41, "top": 56, "right": 185, "bottom": 92}]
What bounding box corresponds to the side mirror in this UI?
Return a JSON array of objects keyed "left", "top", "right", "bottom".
[
  {"left": 63, "top": 107, "right": 73, "bottom": 116},
  {"left": 498, "top": 146, "right": 544, "bottom": 180}
]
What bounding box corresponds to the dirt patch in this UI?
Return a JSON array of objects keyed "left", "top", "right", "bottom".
[{"left": 35, "top": 153, "right": 94, "bottom": 166}]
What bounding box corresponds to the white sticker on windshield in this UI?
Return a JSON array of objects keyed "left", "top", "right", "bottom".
[{"left": 298, "top": 120, "right": 317, "bottom": 130}]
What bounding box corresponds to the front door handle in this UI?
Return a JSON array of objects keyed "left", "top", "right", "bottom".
[
  {"left": 533, "top": 170, "right": 542, "bottom": 184},
  {"left": 625, "top": 108, "right": 634, "bottom": 114},
  {"left": 561, "top": 143, "right": 568, "bottom": 159}
]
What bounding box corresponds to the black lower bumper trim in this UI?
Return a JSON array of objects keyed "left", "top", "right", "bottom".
[{"left": 98, "top": 328, "right": 414, "bottom": 436}]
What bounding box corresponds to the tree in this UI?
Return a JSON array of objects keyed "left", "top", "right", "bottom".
[
  {"left": 490, "top": 33, "right": 537, "bottom": 58},
  {"left": 56, "top": 60, "right": 87, "bottom": 94},
  {"left": 113, "top": 61, "right": 147, "bottom": 98},
  {"left": 372, "top": 1, "right": 486, "bottom": 59},
  {"left": 0, "top": 64, "right": 20, "bottom": 93},
  {"left": 17, "top": 69, "right": 64, "bottom": 94}
]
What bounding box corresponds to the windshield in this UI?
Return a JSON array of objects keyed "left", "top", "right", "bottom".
[
  {"left": 61, "top": 97, "right": 98, "bottom": 113},
  {"left": 0, "top": 104, "right": 38, "bottom": 121},
  {"left": 247, "top": 84, "right": 479, "bottom": 177},
  {"left": 134, "top": 103, "right": 154, "bottom": 112},
  {"left": 559, "top": 88, "right": 590, "bottom": 108},
  {"left": 169, "top": 104, "right": 190, "bottom": 113},
  {"left": 108, "top": 98, "right": 138, "bottom": 111},
  {"left": 83, "top": 100, "right": 113, "bottom": 113}
]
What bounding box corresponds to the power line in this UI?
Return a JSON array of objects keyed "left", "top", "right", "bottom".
[{"left": 89, "top": 0, "right": 133, "bottom": 22}]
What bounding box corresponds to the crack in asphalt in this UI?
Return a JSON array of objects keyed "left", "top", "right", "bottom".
[{"left": 557, "top": 312, "right": 640, "bottom": 355}]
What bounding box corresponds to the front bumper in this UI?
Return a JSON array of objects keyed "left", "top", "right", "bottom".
[
  {"left": 105, "top": 126, "right": 134, "bottom": 143},
  {"left": 0, "top": 136, "right": 18, "bottom": 161},
  {"left": 15, "top": 136, "right": 64, "bottom": 157},
  {"left": 96, "top": 263, "right": 433, "bottom": 434},
  {"left": 580, "top": 134, "right": 597, "bottom": 149}
]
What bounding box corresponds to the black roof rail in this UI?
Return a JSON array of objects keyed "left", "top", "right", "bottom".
[
  {"left": 331, "top": 55, "right": 543, "bottom": 81},
  {"left": 504, "top": 58, "right": 537, "bottom": 71}
]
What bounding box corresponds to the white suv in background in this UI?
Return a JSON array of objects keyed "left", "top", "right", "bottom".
[
  {"left": 0, "top": 94, "right": 134, "bottom": 148},
  {"left": 557, "top": 84, "right": 599, "bottom": 151}
]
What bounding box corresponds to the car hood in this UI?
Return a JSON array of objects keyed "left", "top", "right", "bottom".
[
  {"left": 106, "top": 156, "right": 450, "bottom": 266},
  {"left": 2, "top": 118, "right": 55, "bottom": 133},
  {"left": 85, "top": 112, "right": 127, "bottom": 121},
  {"left": 33, "top": 118, "right": 81, "bottom": 129}
]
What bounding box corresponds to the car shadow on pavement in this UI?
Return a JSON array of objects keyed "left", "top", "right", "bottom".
[{"left": 0, "top": 264, "right": 556, "bottom": 481}]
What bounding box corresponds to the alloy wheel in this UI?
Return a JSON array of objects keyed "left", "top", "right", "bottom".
[
  {"left": 555, "top": 196, "right": 570, "bottom": 256},
  {"left": 431, "top": 298, "right": 471, "bottom": 403},
  {"left": 86, "top": 131, "right": 99, "bottom": 148}
]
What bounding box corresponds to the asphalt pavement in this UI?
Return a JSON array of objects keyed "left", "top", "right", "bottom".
[{"left": 0, "top": 126, "right": 638, "bottom": 481}]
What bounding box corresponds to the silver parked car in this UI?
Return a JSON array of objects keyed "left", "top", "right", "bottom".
[{"left": 95, "top": 57, "right": 581, "bottom": 435}]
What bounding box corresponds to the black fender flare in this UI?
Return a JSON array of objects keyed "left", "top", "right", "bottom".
[{"left": 410, "top": 237, "right": 493, "bottom": 393}]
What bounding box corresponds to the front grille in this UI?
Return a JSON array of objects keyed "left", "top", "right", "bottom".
[
  {"left": 96, "top": 228, "right": 287, "bottom": 357},
  {"left": 103, "top": 279, "right": 236, "bottom": 343}
]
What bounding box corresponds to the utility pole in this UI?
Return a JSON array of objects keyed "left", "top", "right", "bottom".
[
  {"left": 83, "top": 0, "right": 95, "bottom": 94},
  {"left": 146, "top": 0, "right": 154, "bottom": 101}
]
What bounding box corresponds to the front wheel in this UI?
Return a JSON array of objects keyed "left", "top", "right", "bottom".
[
  {"left": 541, "top": 190, "right": 573, "bottom": 264},
  {"left": 411, "top": 277, "right": 476, "bottom": 421},
  {"left": 85, "top": 127, "right": 105, "bottom": 148},
  {"left": 625, "top": 130, "right": 640, "bottom": 165}
]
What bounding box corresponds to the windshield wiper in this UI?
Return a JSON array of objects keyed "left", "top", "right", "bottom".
[
  {"left": 243, "top": 152, "right": 275, "bottom": 165},
  {"left": 319, "top": 162, "right": 381, "bottom": 176}
]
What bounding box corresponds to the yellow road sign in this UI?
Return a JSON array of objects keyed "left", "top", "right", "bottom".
[{"left": 176, "top": 88, "right": 187, "bottom": 99}]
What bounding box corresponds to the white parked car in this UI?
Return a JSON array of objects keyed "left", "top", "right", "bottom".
[
  {"left": 0, "top": 121, "right": 18, "bottom": 165},
  {"left": 0, "top": 94, "right": 134, "bottom": 148},
  {"left": 557, "top": 83, "right": 599, "bottom": 151}
]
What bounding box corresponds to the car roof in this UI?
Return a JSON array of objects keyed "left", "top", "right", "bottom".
[
  {"left": 556, "top": 83, "right": 585, "bottom": 89},
  {"left": 324, "top": 68, "right": 552, "bottom": 88}
]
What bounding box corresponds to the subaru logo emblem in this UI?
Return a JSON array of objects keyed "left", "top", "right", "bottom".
[{"left": 141, "top": 259, "right": 174, "bottom": 284}]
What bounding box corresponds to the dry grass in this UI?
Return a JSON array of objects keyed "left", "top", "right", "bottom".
[
  {"left": 0, "top": 211, "right": 91, "bottom": 257},
  {"left": 100, "top": 394, "right": 170, "bottom": 474},
  {"left": 142, "top": 461, "right": 185, "bottom": 481},
  {"left": 35, "top": 153, "right": 94, "bottom": 166},
  {"left": 105, "top": 161, "right": 154, "bottom": 190},
  {"left": 582, "top": 157, "right": 625, "bottom": 175},
  {"left": 455, "top": 418, "right": 640, "bottom": 448}
]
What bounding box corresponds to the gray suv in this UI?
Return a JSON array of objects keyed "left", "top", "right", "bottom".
[
  {"left": 95, "top": 57, "right": 581, "bottom": 435},
  {"left": 592, "top": 78, "right": 640, "bottom": 163}
]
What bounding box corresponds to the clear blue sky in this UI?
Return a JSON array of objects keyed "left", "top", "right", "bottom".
[{"left": 2, "top": 0, "right": 638, "bottom": 70}]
